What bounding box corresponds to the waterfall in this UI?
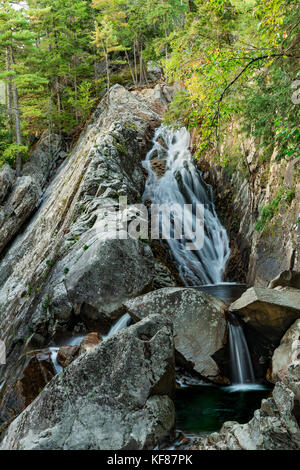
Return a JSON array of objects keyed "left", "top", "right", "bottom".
[
  {"left": 143, "top": 125, "right": 256, "bottom": 386},
  {"left": 143, "top": 125, "right": 230, "bottom": 285},
  {"left": 228, "top": 318, "right": 255, "bottom": 385},
  {"left": 103, "top": 313, "right": 131, "bottom": 339}
]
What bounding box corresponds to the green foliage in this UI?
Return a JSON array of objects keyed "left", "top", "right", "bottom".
[
  {"left": 42, "top": 293, "right": 51, "bottom": 311},
  {"left": 256, "top": 186, "right": 295, "bottom": 230},
  {"left": 0, "top": 0, "right": 299, "bottom": 180},
  {"left": 164, "top": 91, "right": 192, "bottom": 128},
  {"left": 0, "top": 143, "right": 28, "bottom": 167},
  {"left": 163, "top": 0, "right": 300, "bottom": 159}
]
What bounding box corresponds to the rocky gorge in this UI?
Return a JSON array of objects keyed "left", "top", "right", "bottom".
[{"left": 0, "top": 83, "right": 299, "bottom": 451}]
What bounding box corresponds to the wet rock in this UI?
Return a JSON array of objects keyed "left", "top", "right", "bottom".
[
  {"left": 197, "top": 363, "right": 300, "bottom": 450},
  {"left": 22, "top": 133, "right": 65, "bottom": 189},
  {"left": 125, "top": 287, "right": 228, "bottom": 383},
  {"left": 150, "top": 159, "right": 166, "bottom": 178},
  {"left": 0, "top": 133, "right": 65, "bottom": 257},
  {"left": 270, "top": 319, "right": 300, "bottom": 383},
  {"left": 0, "top": 84, "right": 174, "bottom": 415},
  {"left": 79, "top": 332, "right": 101, "bottom": 355},
  {"left": 0, "top": 164, "right": 15, "bottom": 203},
  {"left": 55, "top": 333, "right": 101, "bottom": 369},
  {"left": 57, "top": 345, "right": 79, "bottom": 368},
  {"left": 0, "top": 349, "right": 55, "bottom": 426},
  {"left": 230, "top": 287, "right": 300, "bottom": 344},
  {"left": 269, "top": 270, "right": 300, "bottom": 290},
  {"left": 0, "top": 315, "right": 176, "bottom": 450}
]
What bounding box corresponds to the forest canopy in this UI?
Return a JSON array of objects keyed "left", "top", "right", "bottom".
[{"left": 0, "top": 0, "right": 299, "bottom": 172}]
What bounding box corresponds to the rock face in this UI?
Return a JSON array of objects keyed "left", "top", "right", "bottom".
[
  {"left": 0, "top": 164, "right": 15, "bottom": 203},
  {"left": 0, "top": 349, "right": 55, "bottom": 427},
  {"left": 125, "top": 287, "right": 228, "bottom": 382},
  {"left": 0, "top": 315, "right": 176, "bottom": 450},
  {"left": 0, "top": 133, "right": 65, "bottom": 256},
  {"left": 0, "top": 176, "right": 40, "bottom": 254},
  {"left": 0, "top": 84, "right": 175, "bottom": 432},
  {"left": 197, "top": 134, "right": 300, "bottom": 287},
  {"left": 22, "top": 133, "right": 65, "bottom": 189},
  {"left": 230, "top": 287, "right": 300, "bottom": 344},
  {"left": 79, "top": 332, "right": 101, "bottom": 355},
  {"left": 197, "top": 363, "right": 300, "bottom": 450},
  {"left": 270, "top": 319, "right": 300, "bottom": 383}
]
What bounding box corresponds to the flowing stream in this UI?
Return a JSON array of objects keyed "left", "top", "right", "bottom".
[{"left": 143, "top": 125, "right": 256, "bottom": 386}]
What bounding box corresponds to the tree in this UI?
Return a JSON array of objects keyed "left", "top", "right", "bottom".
[
  {"left": 164, "top": 0, "right": 300, "bottom": 159},
  {"left": 93, "top": 12, "right": 126, "bottom": 97},
  {"left": 0, "top": 2, "right": 35, "bottom": 173}
]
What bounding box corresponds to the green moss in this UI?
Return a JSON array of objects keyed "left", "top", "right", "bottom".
[
  {"left": 256, "top": 186, "right": 295, "bottom": 231},
  {"left": 42, "top": 293, "right": 51, "bottom": 311}
]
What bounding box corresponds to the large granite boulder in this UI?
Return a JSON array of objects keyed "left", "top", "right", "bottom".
[
  {"left": 0, "top": 315, "right": 176, "bottom": 450},
  {"left": 197, "top": 363, "right": 300, "bottom": 450},
  {"left": 230, "top": 287, "right": 300, "bottom": 344},
  {"left": 64, "top": 231, "right": 154, "bottom": 325},
  {"left": 0, "top": 133, "right": 65, "bottom": 256},
  {"left": 270, "top": 318, "right": 300, "bottom": 383},
  {"left": 125, "top": 287, "right": 228, "bottom": 383}
]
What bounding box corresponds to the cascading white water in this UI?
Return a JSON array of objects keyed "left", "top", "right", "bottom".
[
  {"left": 143, "top": 125, "right": 230, "bottom": 286},
  {"left": 143, "top": 125, "right": 256, "bottom": 386},
  {"left": 228, "top": 320, "right": 255, "bottom": 385},
  {"left": 103, "top": 313, "right": 131, "bottom": 339}
]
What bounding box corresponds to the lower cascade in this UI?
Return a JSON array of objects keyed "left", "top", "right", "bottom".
[{"left": 228, "top": 317, "right": 255, "bottom": 386}]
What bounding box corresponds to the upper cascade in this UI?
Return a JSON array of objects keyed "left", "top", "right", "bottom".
[{"left": 143, "top": 125, "right": 230, "bottom": 285}]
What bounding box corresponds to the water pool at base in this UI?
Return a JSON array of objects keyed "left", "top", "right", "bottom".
[{"left": 175, "top": 385, "right": 271, "bottom": 435}]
